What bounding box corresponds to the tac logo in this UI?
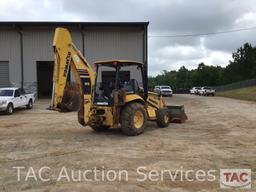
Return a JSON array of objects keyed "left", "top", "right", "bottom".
[{"left": 220, "top": 169, "right": 251, "bottom": 189}]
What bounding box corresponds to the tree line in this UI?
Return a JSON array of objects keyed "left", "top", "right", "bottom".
[{"left": 148, "top": 43, "right": 256, "bottom": 91}]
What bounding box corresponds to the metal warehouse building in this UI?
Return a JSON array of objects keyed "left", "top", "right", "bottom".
[{"left": 0, "top": 22, "right": 148, "bottom": 97}]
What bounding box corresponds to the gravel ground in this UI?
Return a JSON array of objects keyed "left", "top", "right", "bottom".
[{"left": 0, "top": 95, "right": 255, "bottom": 192}]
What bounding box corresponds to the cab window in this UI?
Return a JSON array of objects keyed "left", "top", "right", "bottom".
[{"left": 14, "top": 90, "right": 21, "bottom": 97}]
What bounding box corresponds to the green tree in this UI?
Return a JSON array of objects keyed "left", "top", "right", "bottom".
[
  {"left": 224, "top": 43, "right": 256, "bottom": 83},
  {"left": 148, "top": 42, "right": 256, "bottom": 90}
]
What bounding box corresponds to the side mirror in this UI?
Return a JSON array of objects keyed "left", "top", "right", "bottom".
[{"left": 15, "top": 92, "right": 20, "bottom": 97}]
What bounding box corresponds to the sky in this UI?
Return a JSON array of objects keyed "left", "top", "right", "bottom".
[{"left": 0, "top": 0, "right": 256, "bottom": 76}]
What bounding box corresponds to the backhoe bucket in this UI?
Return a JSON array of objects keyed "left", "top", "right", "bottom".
[
  {"left": 167, "top": 105, "right": 188, "bottom": 123},
  {"left": 58, "top": 83, "right": 81, "bottom": 112},
  {"left": 48, "top": 82, "right": 81, "bottom": 112}
]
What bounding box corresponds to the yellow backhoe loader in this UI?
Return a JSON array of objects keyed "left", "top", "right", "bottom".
[{"left": 50, "top": 27, "right": 187, "bottom": 136}]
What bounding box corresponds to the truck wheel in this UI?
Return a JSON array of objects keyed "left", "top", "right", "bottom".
[
  {"left": 6, "top": 103, "right": 13, "bottom": 115},
  {"left": 91, "top": 126, "right": 109, "bottom": 132},
  {"left": 26, "top": 99, "right": 33, "bottom": 109},
  {"left": 156, "top": 108, "right": 170, "bottom": 128},
  {"left": 121, "top": 102, "right": 147, "bottom": 136}
]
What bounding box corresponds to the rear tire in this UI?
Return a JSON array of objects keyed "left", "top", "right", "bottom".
[
  {"left": 6, "top": 103, "right": 13, "bottom": 115},
  {"left": 26, "top": 99, "right": 33, "bottom": 109},
  {"left": 121, "top": 102, "right": 147, "bottom": 136},
  {"left": 91, "top": 125, "right": 109, "bottom": 132},
  {"left": 156, "top": 108, "right": 170, "bottom": 128}
]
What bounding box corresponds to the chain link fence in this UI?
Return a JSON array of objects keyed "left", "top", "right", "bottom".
[{"left": 214, "top": 78, "right": 256, "bottom": 92}]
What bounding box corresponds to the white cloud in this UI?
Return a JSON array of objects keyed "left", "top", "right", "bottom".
[
  {"left": 201, "top": 51, "right": 232, "bottom": 67},
  {"left": 0, "top": 0, "right": 73, "bottom": 21},
  {"left": 153, "top": 45, "right": 206, "bottom": 60},
  {"left": 234, "top": 12, "right": 256, "bottom": 27},
  {"left": 148, "top": 44, "right": 232, "bottom": 76}
]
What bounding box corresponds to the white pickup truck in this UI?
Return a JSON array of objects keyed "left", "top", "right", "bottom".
[
  {"left": 198, "top": 87, "right": 215, "bottom": 96},
  {"left": 0, "top": 87, "right": 36, "bottom": 114},
  {"left": 154, "top": 85, "right": 173, "bottom": 97},
  {"left": 190, "top": 87, "right": 201, "bottom": 94}
]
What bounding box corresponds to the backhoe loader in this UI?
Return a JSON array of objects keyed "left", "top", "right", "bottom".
[{"left": 50, "top": 27, "right": 187, "bottom": 136}]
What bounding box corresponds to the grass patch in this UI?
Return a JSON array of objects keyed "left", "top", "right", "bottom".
[{"left": 216, "top": 86, "right": 256, "bottom": 102}]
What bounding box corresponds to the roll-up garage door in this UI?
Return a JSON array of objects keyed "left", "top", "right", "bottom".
[{"left": 0, "top": 61, "right": 10, "bottom": 88}]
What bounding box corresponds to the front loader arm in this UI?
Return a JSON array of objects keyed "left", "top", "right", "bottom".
[
  {"left": 147, "top": 91, "right": 166, "bottom": 109},
  {"left": 50, "top": 27, "right": 95, "bottom": 125}
]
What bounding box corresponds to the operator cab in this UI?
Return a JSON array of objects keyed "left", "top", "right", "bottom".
[{"left": 94, "top": 60, "right": 146, "bottom": 106}]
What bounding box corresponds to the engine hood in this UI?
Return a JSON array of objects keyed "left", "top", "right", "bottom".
[{"left": 0, "top": 96, "right": 12, "bottom": 101}]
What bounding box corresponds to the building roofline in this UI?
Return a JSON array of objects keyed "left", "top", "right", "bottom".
[{"left": 0, "top": 21, "right": 149, "bottom": 28}]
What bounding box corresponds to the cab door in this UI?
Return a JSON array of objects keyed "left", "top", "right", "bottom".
[
  {"left": 18, "top": 88, "right": 28, "bottom": 106},
  {"left": 13, "top": 89, "right": 23, "bottom": 108}
]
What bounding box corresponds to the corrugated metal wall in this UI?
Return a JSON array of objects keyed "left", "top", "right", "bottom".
[
  {"left": 83, "top": 27, "right": 143, "bottom": 64},
  {"left": 0, "top": 25, "right": 145, "bottom": 93},
  {"left": 0, "top": 61, "right": 10, "bottom": 87},
  {"left": 21, "top": 28, "right": 83, "bottom": 92},
  {"left": 0, "top": 30, "right": 21, "bottom": 87}
]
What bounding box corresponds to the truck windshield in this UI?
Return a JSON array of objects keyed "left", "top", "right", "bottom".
[{"left": 0, "top": 90, "right": 14, "bottom": 96}]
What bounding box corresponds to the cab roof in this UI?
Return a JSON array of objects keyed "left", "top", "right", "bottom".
[
  {"left": 0, "top": 87, "right": 18, "bottom": 90},
  {"left": 94, "top": 60, "right": 143, "bottom": 67}
]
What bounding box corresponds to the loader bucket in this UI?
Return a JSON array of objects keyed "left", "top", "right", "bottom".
[{"left": 166, "top": 105, "right": 188, "bottom": 123}]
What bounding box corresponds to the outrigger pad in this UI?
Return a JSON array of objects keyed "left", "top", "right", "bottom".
[{"left": 166, "top": 105, "right": 188, "bottom": 123}]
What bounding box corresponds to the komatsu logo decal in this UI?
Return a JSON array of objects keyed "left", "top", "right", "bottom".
[{"left": 64, "top": 51, "right": 71, "bottom": 77}]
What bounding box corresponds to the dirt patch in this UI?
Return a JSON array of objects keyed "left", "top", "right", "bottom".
[{"left": 0, "top": 95, "right": 255, "bottom": 191}]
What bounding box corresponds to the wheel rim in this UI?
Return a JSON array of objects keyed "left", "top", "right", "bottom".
[
  {"left": 8, "top": 106, "right": 12, "bottom": 113},
  {"left": 133, "top": 110, "right": 144, "bottom": 129},
  {"left": 164, "top": 113, "right": 169, "bottom": 123},
  {"left": 29, "top": 101, "right": 32, "bottom": 107}
]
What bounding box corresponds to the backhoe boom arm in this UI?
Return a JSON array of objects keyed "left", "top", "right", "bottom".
[{"left": 50, "top": 28, "right": 95, "bottom": 125}]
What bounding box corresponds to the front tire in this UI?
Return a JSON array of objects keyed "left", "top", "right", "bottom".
[
  {"left": 121, "top": 102, "right": 147, "bottom": 136},
  {"left": 6, "top": 103, "right": 13, "bottom": 115},
  {"left": 156, "top": 108, "right": 170, "bottom": 128}
]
